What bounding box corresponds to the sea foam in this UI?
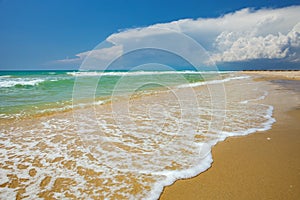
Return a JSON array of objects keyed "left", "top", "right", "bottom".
[
  {"left": 0, "top": 74, "right": 275, "bottom": 200},
  {"left": 0, "top": 78, "right": 45, "bottom": 88}
]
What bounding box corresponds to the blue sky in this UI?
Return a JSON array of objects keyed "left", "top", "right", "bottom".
[{"left": 0, "top": 0, "right": 299, "bottom": 70}]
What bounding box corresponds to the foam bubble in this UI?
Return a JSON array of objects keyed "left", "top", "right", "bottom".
[
  {"left": 0, "top": 78, "right": 45, "bottom": 88},
  {"left": 177, "top": 75, "right": 250, "bottom": 88}
]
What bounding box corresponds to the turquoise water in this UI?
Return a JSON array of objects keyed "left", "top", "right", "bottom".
[{"left": 0, "top": 70, "right": 209, "bottom": 119}]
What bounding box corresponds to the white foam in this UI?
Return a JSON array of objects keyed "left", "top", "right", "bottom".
[
  {"left": 0, "top": 169, "right": 9, "bottom": 185},
  {"left": 240, "top": 91, "right": 268, "bottom": 104},
  {"left": 0, "top": 75, "right": 72, "bottom": 88},
  {"left": 0, "top": 188, "right": 16, "bottom": 199},
  {"left": 145, "top": 103, "right": 275, "bottom": 200},
  {"left": 147, "top": 152, "right": 213, "bottom": 200},
  {"left": 177, "top": 75, "right": 250, "bottom": 88},
  {"left": 0, "top": 78, "right": 45, "bottom": 88},
  {"left": 221, "top": 105, "right": 275, "bottom": 137}
]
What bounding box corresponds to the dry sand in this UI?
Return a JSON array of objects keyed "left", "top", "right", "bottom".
[
  {"left": 243, "top": 70, "right": 300, "bottom": 80},
  {"left": 160, "top": 72, "right": 300, "bottom": 200}
]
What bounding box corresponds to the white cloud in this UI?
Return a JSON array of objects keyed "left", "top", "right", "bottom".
[
  {"left": 288, "top": 23, "right": 300, "bottom": 47},
  {"left": 56, "top": 57, "right": 81, "bottom": 64},
  {"left": 77, "top": 45, "right": 123, "bottom": 60},
  {"left": 58, "top": 6, "right": 300, "bottom": 68},
  {"left": 56, "top": 45, "right": 123, "bottom": 67},
  {"left": 210, "top": 25, "right": 298, "bottom": 63}
]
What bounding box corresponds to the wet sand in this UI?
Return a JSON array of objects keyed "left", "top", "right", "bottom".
[{"left": 160, "top": 73, "right": 300, "bottom": 199}]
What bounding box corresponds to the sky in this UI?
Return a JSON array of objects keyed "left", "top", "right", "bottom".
[{"left": 0, "top": 0, "right": 299, "bottom": 70}]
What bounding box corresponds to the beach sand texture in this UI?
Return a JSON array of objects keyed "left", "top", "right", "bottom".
[
  {"left": 160, "top": 72, "right": 300, "bottom": 200},
  {"left": 0, "top": 71, "right": 299, "bottom": 199}
]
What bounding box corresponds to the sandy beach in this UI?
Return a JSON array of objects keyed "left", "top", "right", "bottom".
[
  {"left": 160, "top": 71, "right": 300, "bottom": 199},
  {"left": 1, "top": 71, "right": 299, "bottom": 199},
  {"left": 242, "top": 70, "right": 300, "bottom": 81},
  {"left": 1, "top": 1, "right": 300, "bottom": 199}
]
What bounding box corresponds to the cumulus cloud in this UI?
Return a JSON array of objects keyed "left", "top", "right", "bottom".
[
  {"left": 210, "top": 27, "right": 297, "bottom": 63},
  {"left": 288, "top": 23, "right": 300, "bottom": 47},
  {"left": 57, "top": 6, "right": 300, "bottom": 69}
]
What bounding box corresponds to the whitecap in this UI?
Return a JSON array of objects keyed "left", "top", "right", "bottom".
[{"left": 0, "top": 78, "right": 45, "bottom": 88}]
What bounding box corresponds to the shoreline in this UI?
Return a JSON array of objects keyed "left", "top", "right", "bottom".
[
  {"left": 1, "top": 71, "right": 299, "bottom": 199},
  {"left": 160, "top": 73, "right": 300, "bottom": 199}
]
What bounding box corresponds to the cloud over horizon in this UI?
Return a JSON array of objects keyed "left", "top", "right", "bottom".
[{"left": 58, "top": 6, "right": 300, "bottom": 70}]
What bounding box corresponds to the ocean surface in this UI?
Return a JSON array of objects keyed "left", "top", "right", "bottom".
[
  {"left": 0, "top": 70, "right": 275, "bottom": 199},
  {"left": 0, "top": 70, "right": 218, "bottom": 119}
]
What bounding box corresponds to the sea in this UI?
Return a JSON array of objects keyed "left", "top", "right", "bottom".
[
  {"left": 0, "top": 70, "right": 275, "bottom": 199},
  {"left": 0, "top": 70, "right": 220, "bottom": 120}
]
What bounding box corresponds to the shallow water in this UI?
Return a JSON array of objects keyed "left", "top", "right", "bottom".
[{"left": 0, "top": 70, "right": 214, "bottom": 119}]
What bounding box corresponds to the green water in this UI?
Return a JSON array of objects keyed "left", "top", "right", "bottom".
[{"left": 0, "top": 70, "right": 213, "bottom": 119}]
